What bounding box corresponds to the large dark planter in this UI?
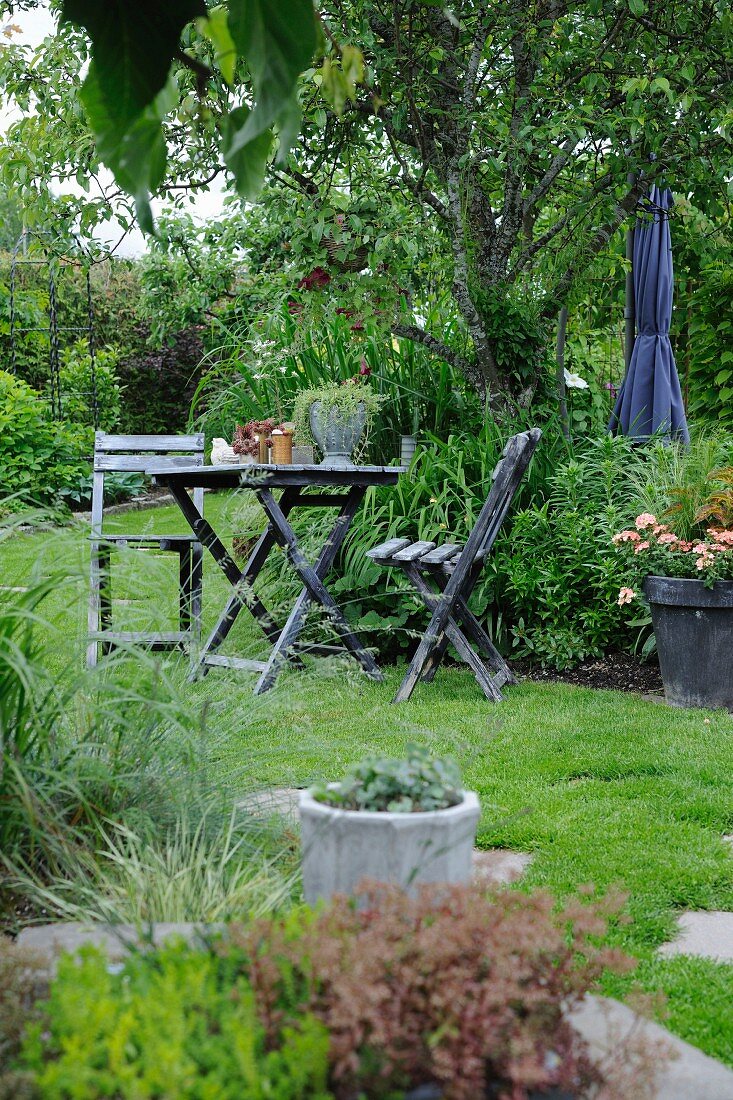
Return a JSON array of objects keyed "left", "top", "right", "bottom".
[{"left": 643, "top": 575, "right": 733, "bottom": 710}]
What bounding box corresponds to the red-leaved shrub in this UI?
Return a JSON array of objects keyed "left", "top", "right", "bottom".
[{"left": 226, "top": 883, "right": 641, "bottom": 1100}]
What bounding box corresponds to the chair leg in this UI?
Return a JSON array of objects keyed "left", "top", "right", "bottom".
[
  {"left": 393, "top": 563, "right": 504, "bottom": 703},
  {"left": 87, "top": 544, "right": 112, "bottom": 667},
  {"left": 99, "top": 547, "right": 113, "bottom": 655},
  {"left": 87, "top": 542, "right": 102, "bottom": 669},
  {"left": 179, "top": 544, "right": 193, "bottom": 633},
  {"left": 190, "top": 543, "right": 203, "bottom": 644}
]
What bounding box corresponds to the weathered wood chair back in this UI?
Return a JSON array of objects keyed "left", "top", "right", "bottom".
[
  {"left": 90, "top": 432, "right": 205, "bottom": 537},
  {"left": 87, "top": 432, "right": 206, "bottom": 668},
  {"left": 451, "top": 427, "right": 542, "bottom": 571}
]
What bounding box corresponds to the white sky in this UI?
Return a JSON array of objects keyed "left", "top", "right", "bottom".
[{"left": 1, "top": 4, "right": 228, "bottom": 256}]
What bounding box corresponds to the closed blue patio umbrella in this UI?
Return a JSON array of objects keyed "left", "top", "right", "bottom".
[{"left": 609, "top": 185, "right": 689, "bottom": 442}]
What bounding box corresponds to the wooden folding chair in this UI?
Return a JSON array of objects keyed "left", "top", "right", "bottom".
[
  {"left": 87, "top": 432, "right": 205, "bottom": 668},
  {"left": 367, "top": 428, "right": 541, "bottom": 702}
]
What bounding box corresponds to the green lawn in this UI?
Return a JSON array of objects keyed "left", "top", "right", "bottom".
[{"left": 2, "top": 495, "right": 733, "bottom": 1066}]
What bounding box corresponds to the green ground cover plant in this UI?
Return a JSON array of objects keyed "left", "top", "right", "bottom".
[
  {"left": 11, "top": 944, "right": 331, "bottom": 1100},
  {"left": 312, "top": 743, "right": 462, "bottom": 812}
]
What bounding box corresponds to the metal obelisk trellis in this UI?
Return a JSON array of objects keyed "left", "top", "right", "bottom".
[{"left": 9, "top": 230, "right": 99, "bottom": 427}]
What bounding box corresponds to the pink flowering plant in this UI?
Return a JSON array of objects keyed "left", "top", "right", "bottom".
[{"left": 612, "top": 511, "right": 733, "bottom": 605}]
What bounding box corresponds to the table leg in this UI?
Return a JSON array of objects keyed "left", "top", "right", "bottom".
[{"left": 254, "top": 487, "right": 384, "bottom": 693}]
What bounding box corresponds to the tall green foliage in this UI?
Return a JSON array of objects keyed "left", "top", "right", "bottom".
[
  {"left": 194, "top": 304, "right": 477, "bottom": 460},
  {"left": 687, "top": 267, "right": 733, "bottom": 431},
  {"left": 0, "top": 371, "right": 91, "bottom": 513}
]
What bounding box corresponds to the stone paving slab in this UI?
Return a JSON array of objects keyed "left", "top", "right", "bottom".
[
  {"left": 658, "top": 911, "right": 733, "bottom": 963},
  {"left": 570, "top": 995, "right": 733, "bottom": 1099},
  {"left": 471, "top": 848, "right": 533, "bottom": 885},
  {"left": 239, "top": 787, "right": 302, "bottom": 818},
  {"left": 17, "top": 921, "right": 221, "bottom": 971}
]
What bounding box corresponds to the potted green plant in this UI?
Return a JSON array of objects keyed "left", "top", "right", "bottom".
[
  {"left": 612, "top": 471, "right": 733, "bottom": 710},
  {"left": 299, "top": 744, "right": 480, "bottom": 903},
  {"left": 292, "top": 370, "right": 385, "bottom": 467}
]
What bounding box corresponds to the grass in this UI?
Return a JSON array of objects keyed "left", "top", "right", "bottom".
[{"left": 2, "top": 493, "right": 733, "bottom": 1066}]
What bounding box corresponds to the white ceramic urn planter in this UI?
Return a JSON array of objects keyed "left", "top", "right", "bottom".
[{"left": 299, "top": 788, "right": 480, "bottom": 904}]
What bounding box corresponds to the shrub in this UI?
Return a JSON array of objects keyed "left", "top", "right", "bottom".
[
  {"left": 117, "top": 324, "right": 206, "bottom": 434},
  {"left": 58, "top": 340, "right": 122, "bottom": 431},
  {"left": 0, "top": 937, "right": 46, "bottom": 1100},
  {"left": 312, "top": 743, "right": 462, "bottom": 812},
  {"left": 0, "top": 370, "right": 91, "bottom": 513},
  {"left": 494, "top": 436, "right": 649, "bottom": 668},
  {"left": 687, "top": 266, "right": 733, "bottom": 431},
  {"left": 9, "top": 886, "right": 647, "bottom": 1100},
  {"left": 15, "top": 944, "right": 332, "bottom": 1100},
  {"left": 229, "top": 883, "right": 641, "bottom": 1100}
]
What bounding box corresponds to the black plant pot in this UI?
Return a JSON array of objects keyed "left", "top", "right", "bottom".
[{"left": 643, "top": 575, "right": 733, "bottom": 710}]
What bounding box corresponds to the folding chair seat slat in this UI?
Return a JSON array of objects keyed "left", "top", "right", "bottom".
[
  {"left": 420, "top": 543, "right": 463, "bottom": 565},
  {"left": 366, "top": 537, "right": 411, "bottom": 561},
  {"left": 100, "top": 534, "right": 197, "bottom": 545},
  {"left": 392, "top": 540, "right": 436, "bottom": 562}
]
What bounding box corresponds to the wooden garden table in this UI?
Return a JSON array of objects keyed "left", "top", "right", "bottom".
[{"left": 149, "top": 462, "right": 405, "bottom": 694}]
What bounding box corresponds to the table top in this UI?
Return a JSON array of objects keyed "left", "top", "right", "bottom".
[{"left": 150, "top": 462, "right": 407, "bottom": 489}]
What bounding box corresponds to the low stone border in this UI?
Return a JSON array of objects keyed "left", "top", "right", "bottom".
[{"left": 74, "top": 492, "right": 177, "bottom": 521}]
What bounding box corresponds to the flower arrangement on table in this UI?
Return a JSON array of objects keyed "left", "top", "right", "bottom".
[
  {"left": 292, "top": 363, "right": 386, "bottom": 463},
  {"left": 231, "top": 418, "right": 295, "bottom": 463},
  {"left": 232, "top": 419, "right": 278, "bottom": 459},
  {"left": 613, "top": 500, "right": 733, "bottom": 606}
]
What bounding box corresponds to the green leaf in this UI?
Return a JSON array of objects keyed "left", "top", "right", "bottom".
[
  {"left": 227, "top": 0, "right": 317, "bottom": 146},
  {"left": 222, "top": 106, "right": 274, "bottom": 200},
  {"left": 62, "top": 0, "right": 205, "bottom": 127},
  {"left": 81, "top": 64, "right": 171, "bottom": 233},
  {"left": 199, "top": 6, "right": 237, "bottom": 87}
]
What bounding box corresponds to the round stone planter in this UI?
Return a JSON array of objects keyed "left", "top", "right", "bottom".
[
  {"left": 643, "top": 575, "right": 733, "bottom": 710},
  {"left": 299, "top": 789, "right": 480, "bottom": 905},
  {"left": 309, "top": 401, "right": 367, "bottom": 467}
]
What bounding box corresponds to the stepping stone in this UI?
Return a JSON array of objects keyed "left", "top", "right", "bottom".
[
  {"left": 658, "top": 911, "right": 733, "bottom": 963},
  {"left": 570, "top": 995, "right": 733, "bottom": 1099},
  {"left": 723, "top": 834, "right": 733, "bottom": 852},
  {"left": 16, "top": 922, "right": 222, "bottom": 975},
  {"left": 472, "top": 848, "right": 532, "bottom": 886},
  {"left": 239, "top": 787, "right": 302, "bottom": 819}
]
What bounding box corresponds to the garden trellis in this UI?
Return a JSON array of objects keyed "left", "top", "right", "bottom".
[{"left": 9, "top": 230, "right": 99, "bottom": 427}]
